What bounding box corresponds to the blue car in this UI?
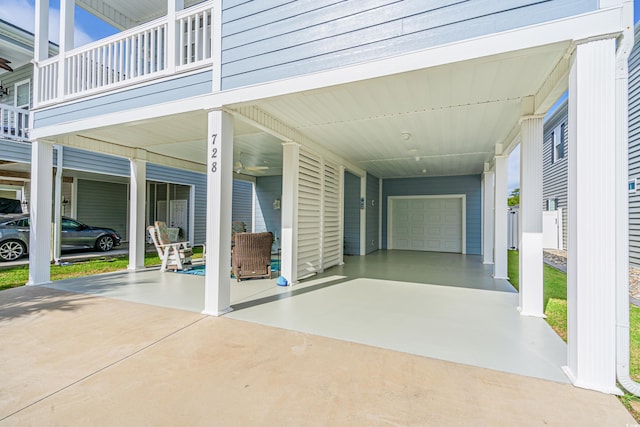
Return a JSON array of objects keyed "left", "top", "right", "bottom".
[{"left": 0, "top": 214, "right": 121, "bottom": 262}]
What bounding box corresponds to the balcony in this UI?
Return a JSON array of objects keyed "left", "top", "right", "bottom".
[
  {"left": 35, "top": 1, "right": 214, "bottom": 107},
  {"left": 1, "top": 104, "right": 29, "bottom": 142}
]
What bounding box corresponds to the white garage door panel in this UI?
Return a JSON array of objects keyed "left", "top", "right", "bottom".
[{"left": 391, "top": 197, "right": 463, "bottom": 253}]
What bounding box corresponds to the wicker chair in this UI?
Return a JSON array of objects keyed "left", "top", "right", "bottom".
[
  {"left": 148, "top": 221, "right": 193, "bottom": 271},
  {"left": 232, "top": 232, "right": 273, "bottom": 281}
]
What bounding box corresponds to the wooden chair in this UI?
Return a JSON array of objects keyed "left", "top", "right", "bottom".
[
  {"left": 148, "top": 221, "right": 193, "bottom": 271},
  {"left": 232, "top": 232, "right": 273, "bottom": 281}
]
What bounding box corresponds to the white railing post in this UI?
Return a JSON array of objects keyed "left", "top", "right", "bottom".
[
  {"left": 34, "top": 0, "right": 50, "bottom": 107},
  {"left": 167, "top": 0, "right": 184, "bottom": 73},
  {"left": 58, "top": 0, "right": 75, "bottom": 101}
]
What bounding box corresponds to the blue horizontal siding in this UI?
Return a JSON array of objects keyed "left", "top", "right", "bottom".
[
  {"left": 382, "top": 175, "right": 481, "bottom": 254},
  {"left": 33, "top": 70, "right": 213, "bottom": 128},
  {"left": 63, "top": 147, "right": 130, "bottom": 176},
  {"left": 232, "top": 179, "right": 254, "bottom": 231},
  {"left": 255, "top": 175, "right": 282, "bottom": 248},
  {"left": 0, "top": 140, "right": 31, "bottom": 163},
  {"left": 221, "top": 0, "right": 596, "bottom": 89}
]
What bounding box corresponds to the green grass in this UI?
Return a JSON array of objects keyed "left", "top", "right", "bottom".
[
  {"left": 508, "top": 250, "right": 640, "bottom": 420},
  {"left": 0, "top": 247, "right": 203, "bottom": 291}
]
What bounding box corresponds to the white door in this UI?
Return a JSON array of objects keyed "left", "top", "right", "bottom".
[
  {"left": 169, "top": 199, "right": 188, "bottom": 237},
  {"left": 390, "top": 197, "right": 463, "bottom": 253},
  {"left": 542, "top": 210, "right": 560, "bottom": 249}
]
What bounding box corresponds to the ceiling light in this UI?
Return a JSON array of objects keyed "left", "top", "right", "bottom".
[
  {"left": 422, "top": 169, "right": 427, "bottom": 174},
  {"left": 401, "top": 132, "right": 412, "bottom": 141},
  {"left": 415, "top": 156, "right": 420, "bottom": 162}
]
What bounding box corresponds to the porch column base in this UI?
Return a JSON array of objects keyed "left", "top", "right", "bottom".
[
  {"left": 202, "top": 307, "right": 233, "bottom": 317},
  {"left": 562, "top": 366, "right": 623, "bottom": 395}
]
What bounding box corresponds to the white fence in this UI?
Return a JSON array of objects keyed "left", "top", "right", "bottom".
[
  {"left": 507, "top": 207, "right": 563, "bottom": 250},
  {"left": 36, "top": 1, "right": 214, "bottom": 105}
]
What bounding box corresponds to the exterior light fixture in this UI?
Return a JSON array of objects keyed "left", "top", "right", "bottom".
[{"left": 273, "top": 198, "right": 281, "bottom": 210}]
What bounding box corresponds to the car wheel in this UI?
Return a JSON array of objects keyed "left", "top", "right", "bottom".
[
  {"left": 0, "top": 240, "right": 26, "bottom": 262},
  {"left": 95, "top": 235, "right": 114, "bottom": 252}
]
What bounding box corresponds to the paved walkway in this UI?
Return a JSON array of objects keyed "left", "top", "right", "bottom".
[{"left": 0, "top": 285, "right": 635, "bottom": 426}]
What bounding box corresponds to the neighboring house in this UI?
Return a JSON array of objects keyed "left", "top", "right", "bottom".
[
  {"left": 542, "top": 100, "right": 568, "bottom": 250},
  {"left": 542, "top": 22, "right": 640, "bottom": 268},
  {"left": 20, "top": 0, "right": 633, "bottom": 396}
]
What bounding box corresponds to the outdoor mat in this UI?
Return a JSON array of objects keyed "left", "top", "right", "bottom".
[{"left": 177, "top": 260, "right": 281, "bottom": 276}]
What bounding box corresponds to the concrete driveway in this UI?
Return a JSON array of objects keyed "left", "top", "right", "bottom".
[{"left": 0, "top": 285, "right": 635, "bottom": 426}]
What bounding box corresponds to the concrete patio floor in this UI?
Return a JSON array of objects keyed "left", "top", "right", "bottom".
[{"left": 0, "top": 285, "right": 634, "bottom": 426}]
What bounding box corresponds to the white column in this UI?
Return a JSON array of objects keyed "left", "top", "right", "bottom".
[
  {"left": 482, "top": 165, "right": 495, "bottom": 265},
  {"left": 360, "top": 173, "right": 366, "bottom": 256},
  {"left": 53, "top": 146, "right": 63, "bottom": 264},
  {"left": 33, "top": 0, "right": 49, "bottom": 107},
  {"left": 27, "top": 141, "right": 53, "bottom": 286},
  {"left": 493, "top": 154, "right": 508, "bottom": 279},
  {"left": 564, "top": 37, "right": 619, "bottom": 394},
  {"left": 58, "top": 0, "right": 75, "bottom": 99},
  {"left": 203, "top": 110, "right": 233, "bottom": 316},
  {"left": 281, "top": 142, "right": 300, "bottom": 285},
  {"left": 128, "top": 155, "right": 147, "bottom": 270},
  {"left": 167, "top": 0, "right": 184, "bottom": 73},
  {"left": 519, "top": 116, "right": 545, "bottom": 317}
]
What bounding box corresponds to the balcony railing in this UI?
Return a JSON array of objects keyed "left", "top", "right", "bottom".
[
  {"left": 1, "top": 104, "right": 29, "bottom": 141},
  {"left": 36, "top": 1, "right": 214, "bottom": 106}
]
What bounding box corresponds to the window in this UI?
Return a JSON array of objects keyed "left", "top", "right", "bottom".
[
  {"left": 61, "top": 218, "right": 82, "bottom": 230},
  {"left": 551, "top": 123, "right": 565, "bottom": 163},
  {"left": 547, "top": 198, "right": 558, "bottom": 211},
  {"left": 14, "top": 80, "right": 30, "bottom": 109}
]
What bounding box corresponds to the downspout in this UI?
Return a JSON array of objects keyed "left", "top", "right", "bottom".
[{"left": 615, "top": 8, "right": 640, "bottom": 396}]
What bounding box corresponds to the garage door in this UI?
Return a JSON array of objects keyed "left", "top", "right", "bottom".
[{"left": 390, "top": 197, "right": 463, "bottom": 253}]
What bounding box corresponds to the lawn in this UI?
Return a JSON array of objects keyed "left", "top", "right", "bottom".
[
  {"left": 0, "top": 247, "right": 204, "bottom": 291},
  {"left": 507, "top": 250, "right": 640, "bottom": 418}
]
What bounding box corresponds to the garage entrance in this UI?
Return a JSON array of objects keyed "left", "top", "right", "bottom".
[{"left": 388, "top": 195, "right": 465, "bottom": 253}]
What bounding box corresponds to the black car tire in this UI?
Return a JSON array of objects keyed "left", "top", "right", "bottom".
[
  {"left": 0, "top": 240, "right": 26, "bottom": 262},
  {"left": 95, "top": 235, "right": 115, "bottom": 252}
]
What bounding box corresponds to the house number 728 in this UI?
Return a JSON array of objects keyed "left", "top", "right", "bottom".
[{"left": 210, "top": 134, "right": 218, "bottom": 173}]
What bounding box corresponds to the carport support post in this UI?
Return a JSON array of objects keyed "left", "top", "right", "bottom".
[
  {"left": 482, "top": 164, "right": 494, "bottom": 265},
  {"left": 564, "top": 37, "right": 619, "bottom": 394},
  {"left": 27, "top": 140, "right": 53, "bottom": 286},
  {"left": 203, "top": 110, "right": 233, "bottom": 316},
  {"left": 493, "top": 153, "right": 508, "bottom": 279},
  {"left": 281, "top": 142, "right": 300, "bottom": 286},
  {"left": 128, "top": 154, "right": 147, "bottom": 270},
  {"left": 518, "top": 115, "right": 544, "bottom": 317}
]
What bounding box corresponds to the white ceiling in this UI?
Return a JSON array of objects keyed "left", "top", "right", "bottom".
[{"left": 54, "top": 40, "right": 569, "bottom": 180}]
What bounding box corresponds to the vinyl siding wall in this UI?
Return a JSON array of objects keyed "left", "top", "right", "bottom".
[
  {"left": 343, "top": 171, "right": 360, "bottom": 255},
  {"left": 0, "top": 63, "right": 33, "bottom": 107},
  {"left": 381, "top": 175, "right": 481, "bottom": 254},
  {"left": 221, "top": 0, "right": 596, "bottom": 89},
  {"left": 33, "top": 70, "right": 213, "bottom": 128},
  {"left": 542, "top": 100, "right": 568, "bottom": 249},
  {"left": 255, "top": 175, "right": 282, "bottom": 248},
  {"left": 629, "top": 23, "right": 640, "bottom": 267},
  {"left": 366, "top": 173, "right": 379, "bottom": 254},
  {"left": 232, "top": 179, "right": 254, "bottom": 231}
]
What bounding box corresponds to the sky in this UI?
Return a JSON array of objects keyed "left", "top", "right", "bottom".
[{"left": 1, "top": 0, "right": 639, "bottom": 192}]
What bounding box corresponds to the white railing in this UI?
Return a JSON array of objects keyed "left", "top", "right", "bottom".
[
  {"left": 36, "top": 1, "right": 214, "bottom": 105},
  {"left": 176, "top": 3, "right": 213, "bottom": 70},
  {"left": 0, "top": 104, "right": 29, "bottom": 141}
]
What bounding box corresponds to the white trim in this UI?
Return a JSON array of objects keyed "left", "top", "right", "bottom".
[{"left": 387, "top": 194, "right": 466, "bottom": 255}]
